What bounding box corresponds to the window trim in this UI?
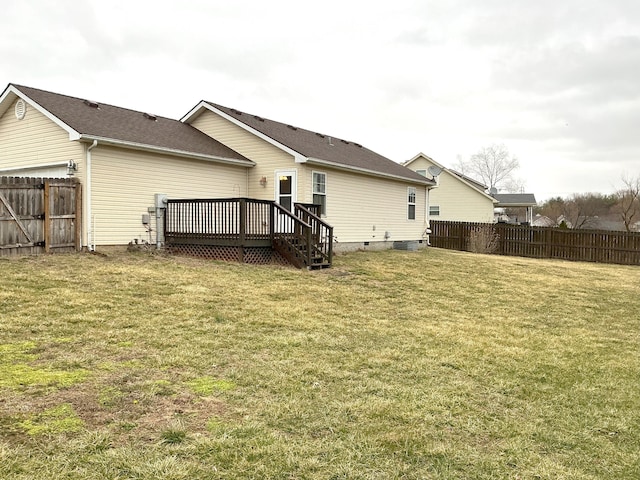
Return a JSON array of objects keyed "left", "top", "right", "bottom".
[
  {"left": 407, "top": 186, "right": 416, "bottom": 220},
  {"left": 312, "top": 171, "right": 327, "bottom": 216}
]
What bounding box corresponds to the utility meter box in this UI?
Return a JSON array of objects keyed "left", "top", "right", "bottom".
[{"left": 154, "top": 193, "right": 168, "bottom": 210}]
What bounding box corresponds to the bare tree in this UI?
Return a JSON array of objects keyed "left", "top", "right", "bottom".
[
  {"left": 563, "top": 193, "right": 609, "bottom": 229},
  {"left": 535, "top": 196, "right": 566, "bottom": 226},
  {"left": 456, "top": 143, "right": 520, "bottom": 191},
  {"left": 614, "top": 174, "right": 640, "bottom": 232}
]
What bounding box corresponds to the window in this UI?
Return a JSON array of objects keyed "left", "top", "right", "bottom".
[
  {"left": 416, "top": 169, "right": 427, "bottom": 177},
  {"left": 312, "top": 172, "right": 327, "bottom": 215},
  {"left": 407, "top": 187, "right": 416, "bottom": 220},
  {"left": 429, "top": 205, "right": 440, "bottom": 216}
]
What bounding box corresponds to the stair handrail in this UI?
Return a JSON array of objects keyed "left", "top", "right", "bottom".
[{"left": 294, "top": 204, "right": 334, "bottom": 266}]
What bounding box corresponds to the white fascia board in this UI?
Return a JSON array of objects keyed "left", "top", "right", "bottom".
[
  {"left": 4, "top": 85, "right": 81, "bottom": 141},
  {"left": 306, "top": 157, "right": 435, "bottom": 187},
  {"left": 0, "top": 87, "right": 16, "bottom": 117},
  {"left": 78, "top": 135, "right": 255, "bottom": 167},
  {"left": 180, "top": 100, "right": 207, "bottom": 123},
  {"left": 182, "top": 102, "right": 307, "bottom": 163}
]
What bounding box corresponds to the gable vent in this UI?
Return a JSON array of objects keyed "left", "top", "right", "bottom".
[
  {"left": 14, "top": 99, "right": 26, "bottom": 120},
  {"left": 83, "top": 99, "right": 99, "bottom": 108},
  {"left": 143, "top": 112, "right": 157, "bottom": 121}
]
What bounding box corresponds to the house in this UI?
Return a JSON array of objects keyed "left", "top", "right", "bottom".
[
  {"left": 532, "top": 214, "right": 557, "bottom": 227},
  {"left": 493, "top": 193, "right": 537, "bottom": 224},
  {"left": 0, "top": 83, "right": 435, "bottom": 256},
  {"left": 403, "top": 153, "right": 497, "bottom": 223}
]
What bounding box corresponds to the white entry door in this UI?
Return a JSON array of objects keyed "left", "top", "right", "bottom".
[{"left": 275, "top": 170, "right": 297, "bottom": 211}]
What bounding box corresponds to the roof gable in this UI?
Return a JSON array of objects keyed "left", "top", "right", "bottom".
[
  {"left": 1, "top": 84, "right": 252, "bottom": 166},
  {"left": 405, "top": 153, "right": 497, "bottom": 202},
  {"left": 185, "top": 102, "right": 434, "bottom": 185}
]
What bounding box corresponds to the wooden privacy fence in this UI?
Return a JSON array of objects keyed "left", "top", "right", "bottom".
[
  {"left": 0, "top": 176, "right": 81, "bottom": 257},
  {"left": 430, "top": 220, "right": 640, "bottom": 266}
]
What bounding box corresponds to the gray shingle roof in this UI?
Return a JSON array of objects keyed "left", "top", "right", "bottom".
[
  {"left": 11, "top": 84, "right": 250, "bottom": 164},
  {"left": 203, "top": 102, "right": 433, "bottom": 184},
  {"left": 493, "top": 193, "right": 537, "bottom": 206}
]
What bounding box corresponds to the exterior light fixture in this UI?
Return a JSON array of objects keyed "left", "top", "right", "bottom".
[
  {"left": 66, "top": 160, "right": 78, "bottom": 176},
  {"left": 260, "top": 176, "right": 267, "bottom": 187}
]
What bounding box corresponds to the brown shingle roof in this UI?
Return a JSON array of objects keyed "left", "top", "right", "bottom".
[
  {"left": 11, "top": 84, "right": 250, "bottom": 164},
  {"left": 203, "top": 102, "right": 433, "bottom": 184}
]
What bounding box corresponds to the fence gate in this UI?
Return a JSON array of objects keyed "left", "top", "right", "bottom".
[{"left": 0, "top": 176, "right": 81, "bottom": 257}]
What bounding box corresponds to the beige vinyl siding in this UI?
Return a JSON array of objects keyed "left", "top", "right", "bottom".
[
  {"left": 304, "top": 167, "right": 427, "bottom": 244},
  {"left": 407, "top": 155, "right": 495, "bottom": 223},
  {"left": 430, "top": 171, "right": 495, "bottom": 222},
  {"left": 0, "top": 98, "right": 83, "bottom": 173},
  {"left": 89, "top": 145, "right": 247, "bottom": 245},
  {"left": 190, "top": 111, "right": 295, "bottom": 200}
]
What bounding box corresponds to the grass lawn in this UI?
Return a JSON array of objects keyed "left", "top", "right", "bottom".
[{"left": 0, "top": 247, "right": 638, "bottom": 479}]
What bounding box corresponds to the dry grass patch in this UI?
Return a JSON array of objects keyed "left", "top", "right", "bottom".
[{"left": 0, "top": 248, "right": 638, "bottom": 479}]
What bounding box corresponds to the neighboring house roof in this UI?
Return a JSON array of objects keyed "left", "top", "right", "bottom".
[
  {"left": 404, "top": 153, "right": 498, "bottom": 203},
  {"left": 0, "top": 84, "right": 253, "bottom": 166},
  {"left": 448, "top": 169, "right": 489, "bottom": 191},
  {"left": 183, "top": 102, "right": 434, "bottom": 185},
  {"left": 493, "top": 193, "right": 537, "bottom": 207},
  {"left": 532, "top": 215, "right": 557, "bottom": 227}
]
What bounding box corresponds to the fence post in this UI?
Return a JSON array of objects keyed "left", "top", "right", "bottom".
[
  {"left": 74, "top": 181, "right": 82, "bottom": 251},
  {"left": 43, "top": 180, "right": 51, "bottom": 253}
]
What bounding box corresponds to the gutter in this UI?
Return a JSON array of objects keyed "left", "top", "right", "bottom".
[
  {"left": 78, "top": 135, "right": 255, "bottom": 167},
  {"left": 305, "top": 157, "right": 435, "bottom": 186},
  {"left": 86, "top": 140, "right": 98, "bottom": 251}
]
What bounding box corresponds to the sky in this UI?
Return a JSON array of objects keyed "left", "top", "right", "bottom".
[{"left": 2, "top": 0, "right": 639, "bottom": 201}]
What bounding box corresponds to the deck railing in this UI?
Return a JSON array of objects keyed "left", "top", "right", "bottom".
[
  {"left": 294, "top": 203, "right": 333, "bottom": 266},
  {"left": 165, "top": 198, "right": 272, "bottom": 246},
  {"left": 164, "top": 198, "right": 332, "bottom": 268}
]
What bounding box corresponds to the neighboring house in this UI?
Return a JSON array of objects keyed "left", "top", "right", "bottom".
[
  {"left": 0, "top": 83, "right": 435, "bottom": 252},
  {"left": 532, "top": 215, "right": 557, "bottom": 227},
  {"left": 403, "top": 153, "right": 497, "bottom": 223},
  {"left": 493, "top": 193, "right": 537, "bottom": 224}
]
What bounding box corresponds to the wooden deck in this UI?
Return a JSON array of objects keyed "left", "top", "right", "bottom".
[{"left": 164, "top": 198, "right": 333, "bottom": 269}]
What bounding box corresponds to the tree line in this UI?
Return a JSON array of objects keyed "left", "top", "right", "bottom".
[
  {"left": 455, "top": 143, "right": 639, "bottom": 232},
  {"left": 535, "top": 175, "right": 640, "bottom": 232}
]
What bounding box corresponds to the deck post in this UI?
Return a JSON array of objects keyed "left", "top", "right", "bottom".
[
  {"left": 269, "top": 202, "right": 275, "bottom": 244},
  {"left": 239, "top": 198, "right": 246, "bottom": 262},
  {"left": 306, "top": 224, "right": 312, "bottom": 268}
]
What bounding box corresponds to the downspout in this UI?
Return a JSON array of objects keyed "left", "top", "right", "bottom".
[
  {"left": 86, "top": 140, "right": 98, "bottom": 251},
  {"left": 425, "top": 185, "right": 431, "bottom": 245}
]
